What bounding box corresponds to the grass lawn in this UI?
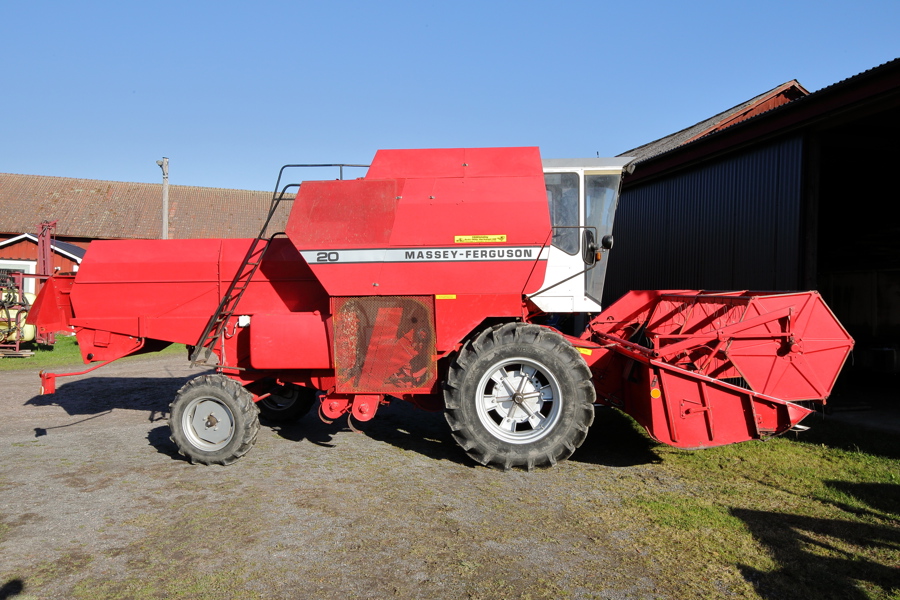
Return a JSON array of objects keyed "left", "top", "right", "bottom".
[{"left": 597, "top": 408, "right": 900, "bottom": 599}]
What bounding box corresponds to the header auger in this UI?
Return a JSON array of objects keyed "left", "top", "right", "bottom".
[{"left": 28, "top": 147, "right": 854, "bottom": 469}]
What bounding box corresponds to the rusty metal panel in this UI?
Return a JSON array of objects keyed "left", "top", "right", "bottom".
[
  {"left": 332, "top": 296, "right": 436, "bottom": 393},
  {"left": 604, "top": 136, "right": 804, "bottom": 305}
]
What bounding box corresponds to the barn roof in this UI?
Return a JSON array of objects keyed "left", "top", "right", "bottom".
[
  {"left": 0, "top": 173, "right": 292, "bottom": 240},
  {"left": 0, "top": 233, "right": 87, "bottom": 263},
  {"left": 620, "top": 80, "right": 809, "bottom": 163},
  {"left": 619, "top": 57, "right": 900, "bottom": 184}
]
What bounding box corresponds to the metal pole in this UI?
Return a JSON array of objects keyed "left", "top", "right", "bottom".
[{"left": 156, "top": 157, "right": 169, "bottom": 239}]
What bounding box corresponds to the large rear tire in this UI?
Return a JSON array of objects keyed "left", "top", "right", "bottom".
[
  {"left": 444, "top": 323, "right": 595, "bottom": 470},
  {"left": 169, "top": 374, "right": 260, "bottom": 465}
]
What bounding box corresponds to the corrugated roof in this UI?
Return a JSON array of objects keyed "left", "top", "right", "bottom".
[
  {"left": 618, "top": 57, "right": 900, "bottom": 184},
  {"left": 620, "top": 80, "right": 809, "bottom": 162},
  {"left": 619, "top": 58, "right": 900, "bottom": 171},
  {"left": 0, "top": 173, "right": 292, "bottom": 239}
]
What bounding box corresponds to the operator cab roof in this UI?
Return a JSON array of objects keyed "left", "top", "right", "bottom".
[
  {"left": 542, "top": 157, "right": 636, "bottom": 173},
  {"left": 541, "top": 156, "right": 634, "bottom": 172}
]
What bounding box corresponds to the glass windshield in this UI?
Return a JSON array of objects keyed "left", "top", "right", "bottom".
[
  {"left": 545, "top": 172, "right": 579, "bottom": 255},
  {"left": 584, "top": 173, "right": 622, "bottom": 304}
]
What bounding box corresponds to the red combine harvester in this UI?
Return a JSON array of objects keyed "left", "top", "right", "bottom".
[{"left": 28, "top": 147, "right": 854, "bottom": 469}]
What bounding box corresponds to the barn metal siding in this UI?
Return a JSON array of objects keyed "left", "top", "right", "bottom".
[{"left": 604, "top": 136, "right": 804, "bottom": 305}]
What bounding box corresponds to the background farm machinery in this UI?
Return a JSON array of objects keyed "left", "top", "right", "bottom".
[{"left": 1, "top": 221, "right": 57, "bottom": 356}]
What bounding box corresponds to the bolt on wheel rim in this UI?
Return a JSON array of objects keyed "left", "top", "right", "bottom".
[
  {"left": 183, "top": 397, "right": 235, "bottom": 450},
  {"left": 474, "top": 357, "right": 562, "bottom": 444}
]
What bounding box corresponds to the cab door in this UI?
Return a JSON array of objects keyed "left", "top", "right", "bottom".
[
  {"left": 583, "top": 171, "right": 622, "bottom": 306},
  {"left": 530, "top": 158, "right": 631, "bottom": 314}
]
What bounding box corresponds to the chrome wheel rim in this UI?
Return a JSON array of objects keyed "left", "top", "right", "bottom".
[{"left": 474, "top": 357, "right": 562, "bottom": 444}]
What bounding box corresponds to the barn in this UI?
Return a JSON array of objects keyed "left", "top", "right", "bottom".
[{"left": 608, "top": 58, "right": 900, "bottom": 375}]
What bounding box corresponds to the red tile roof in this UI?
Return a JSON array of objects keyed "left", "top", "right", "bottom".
[{"left": 0, "top": 173, "right": 291, "bottom": 240}]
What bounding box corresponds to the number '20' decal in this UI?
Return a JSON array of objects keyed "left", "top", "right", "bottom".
[{"left": 316, "top": 251, "right": 340, "bottom": 262}]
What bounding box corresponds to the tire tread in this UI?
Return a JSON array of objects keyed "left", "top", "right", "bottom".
[
  {"left": 443, "top": 323, "right": 595, "bottom": 471},
  {"left": 169, "top": 374, "right": 260, "bottom": 466}
]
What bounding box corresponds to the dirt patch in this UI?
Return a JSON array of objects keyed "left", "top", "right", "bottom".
[{"left": 1, "top": 356, "right": 704, "bottom": 599}]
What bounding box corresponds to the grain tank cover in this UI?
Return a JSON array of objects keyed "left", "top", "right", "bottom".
[{"left": 285, "top": 147, "right": 551, "bottom": 297}]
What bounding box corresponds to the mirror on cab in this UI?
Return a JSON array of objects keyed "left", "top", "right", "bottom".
[{"left": 581, "top": 232, "right": 614, "bottom": 265}]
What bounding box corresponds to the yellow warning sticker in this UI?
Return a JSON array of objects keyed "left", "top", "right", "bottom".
[
  {"left": 435, "top": 294, "right": 457, "bottom": 300},
  {"left": 454, "top": 235, "right": 507, "bottom": 244},
  {"left": 576, "top": 347, "right": 593, "bottom": 356}
]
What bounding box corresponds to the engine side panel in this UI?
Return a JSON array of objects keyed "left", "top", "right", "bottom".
[{"left": 285, "top": 147, "right": 550, "bottom": 298}]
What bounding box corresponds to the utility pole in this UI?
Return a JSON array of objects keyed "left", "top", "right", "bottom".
[{"left": 156, "top": 157, "right": 169, "bottom": 239}]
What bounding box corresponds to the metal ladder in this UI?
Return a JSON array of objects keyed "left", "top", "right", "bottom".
[{"left": 190, "top": 163, "right": 368, "bottom": 366}]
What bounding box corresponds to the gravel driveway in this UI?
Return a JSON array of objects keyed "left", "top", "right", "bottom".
[{"left": 1, "top": 354, "right": 670, "bottom": 599}]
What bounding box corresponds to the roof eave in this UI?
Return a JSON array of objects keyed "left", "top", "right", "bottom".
[{"left": 623, "top": 58, "right": 900, "bottom": 186}]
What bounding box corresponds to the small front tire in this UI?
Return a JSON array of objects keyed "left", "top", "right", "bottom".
[{"left": 169, "top": 374, "right": 260, "bottom": 465}]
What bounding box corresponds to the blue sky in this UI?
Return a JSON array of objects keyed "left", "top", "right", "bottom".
[{"left": 2, "top": 1, "right": 897, "bottom": 191}]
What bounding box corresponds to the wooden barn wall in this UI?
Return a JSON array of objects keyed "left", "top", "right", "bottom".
[
  {"left": 0, "top": 236, "right": 86, "bottom": 272},
  {"left": 603, "top": 136, "right": 804, "bottom": 305}
]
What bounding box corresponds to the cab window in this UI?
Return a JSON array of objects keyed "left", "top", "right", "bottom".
[{"left": 544, "top": 172, "right": 579, "bottom": 254}]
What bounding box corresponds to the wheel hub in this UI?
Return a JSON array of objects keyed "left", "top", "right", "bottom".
[
  {"left": 187, "top": 399, "right": 234, "bottom": 447},
  {"left": 474, "top": 357, "right": 562, "bottom": 444}
]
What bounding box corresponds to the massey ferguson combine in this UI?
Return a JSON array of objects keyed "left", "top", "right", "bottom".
[{"left": 28, "top": 147, "right": 854, "bottom": 469}]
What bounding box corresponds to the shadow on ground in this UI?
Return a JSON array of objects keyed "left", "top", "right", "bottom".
[
  {"left": 825, "top": 481, "right": 900, "bottom": 518},
  {"left": 732, "top": 484, "right": 900, "bottom": 600},
  {"left": 795, "top": 414, "right": 900, "bottom": 461},
  {"left": 572, "top": 406, "right": 662, "bottom": 467},
  {"left": 0, "top": 579, "right": 24, "bottom": 600},
  {"left": 27, "top": 375, "right": 663, "bottom": 470},
  {"left": 25, "top": 374, "right": 193, "bottom": 420},
  {"left": 269, "top": 402, "right": 662, "bottom": 469},
  {"left": 268, "top": 399, "right": 472, "bottom": 467}
]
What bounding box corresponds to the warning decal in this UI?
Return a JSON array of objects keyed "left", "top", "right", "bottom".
[{"left": 454, "top": 235, "right": 507, "bottom": 244}]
